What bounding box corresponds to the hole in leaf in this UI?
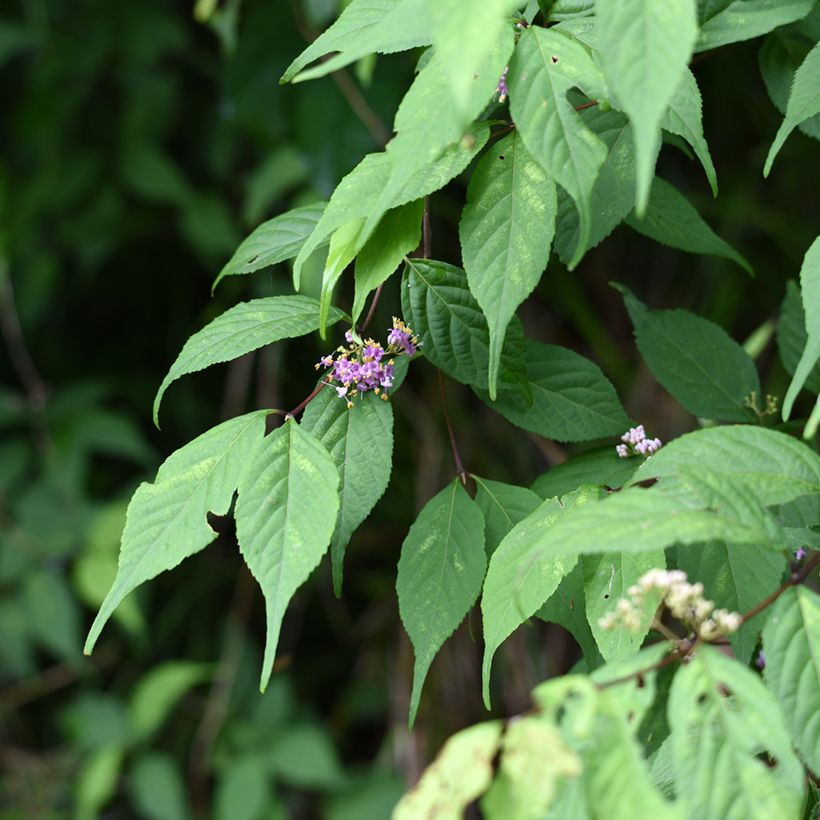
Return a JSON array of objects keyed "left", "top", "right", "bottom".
[
  {"left": 498, "top": 154, "right": 506, "bottom": 160},
  {"left": 636, "top": 674, "right": 645, "bottom": 689},
  {"left": 603, "top": 593, "right": 610, "bottom": 600},
  {"left": 551, "top": 55, "right": 559, "bottom": 64}
]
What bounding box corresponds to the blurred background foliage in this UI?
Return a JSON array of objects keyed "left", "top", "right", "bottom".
[{"left": 0, "top": 1, "right": 817, "bottom": 817}]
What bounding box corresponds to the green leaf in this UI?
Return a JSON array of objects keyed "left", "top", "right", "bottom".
[
  {"left": 472, "top": 475, "right": 542, "bottom": 558},
  {"left": 597, "top": 0, "right": 698, "bottom": 213},
  {"left": 212, "top": 202, "right": 326, "bottom": 291},
  {"left": 460, "top": 132, "right": 557, "bottom": 397},
  {"left": 321, "top": 219, "right": 367, "bottom": 335},
  {"left": 23, "top": 572, "right": 81, "bottom": 659},
  {"left": 508, "top": 26, "right": 608, "bottom": 268},
  {"left": 392, "top": 721, "right": 502, "bottom": 819},
  {"left": 301, "top": 389, "right": 394, "bottom": 596},
  {"left": 477, "top": 340, "right": 631, "bottom": 442},
  {"left": 553, "top": 109, "right": 637, "bottom": 266},
  {"left": 426, "top": 0, "right": 519, "bottom": 120},
  {"left": 669, "top": 646, "right": 804, "bottom": 820},
  {"left": 293, "top": 123, "right": 490, "bottom": 288},
  {"left": 153, "top": 296, "right": 343, "bottom": 425},
  {"left": 765, "top": 41, "right": 820, "bottom": 173},
  {"left": 661, "top": 68, "right": 719, "bottom": 196},
  {"left": 129, "top": 661, "right": 213, "bottom": 744},
  {"left": 401, "top": 258, "right": 528, "bottom": 393},
  {"left": 548, "top": 0, "right": 595, "bottom": 21},
  {"left": 783, "top": 237, "right": 820, "bottom": 419},
  {"left": 677, "top": 540, "right": 785, "bottom": 663},
  {"left": 263, "top": 723, "right": 347, "bottom": 789},
  {"left": 635, "top": 424, "right": 820, "bottom": 505},
  {"left": 84, "top": 411, "right": 270, "bottom": 654},
  {"left": 235, "top": 420, "right": 340, "bottom": 692},
  {"left": 585, "top": 550, "right": 666, "bottom": 663},
  {"left": 536, "top": 562, "right": 602, "bottom": 665},
  {"left": 696, "top": 0, "right": 816, "bottom": 51},
  {"left": 532, "top": 447, "right": 638, "bottom": 499},
  {"left": 215, "top": 755, "right": 270, "bottom": 820},
  {"left": 76, "top": 744, "right": 124, "bottom": 820},
  {"left": 763, "top": 585, "right": 820, "bottom": 772},
  {"left": 397, "top": 480, "right": 486, "bottom": 726},
  {"left": 698, "top": 0, "right": 734, "bottom": 24},
  {"left": 352, "top": 200, "right": 423, "bottom": 323},
  {"left": 618, "top": 285, "right": 760, "bottom": 421},
  {"left": 625, "top": 178, "right": 751, "bottom": 272},
  {"left": 128, "top": 753, "right": 190, "bottom": 820},
  {"left": 778, "top": 280, "right": 820, "bottom": 394},
  {"left": 281, "top": 0, "right": 431, "bottom": 83}
]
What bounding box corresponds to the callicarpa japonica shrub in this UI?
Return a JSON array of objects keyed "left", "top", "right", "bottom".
[{"left": 85, "top": 0, "right": 820, "bottom": 817}]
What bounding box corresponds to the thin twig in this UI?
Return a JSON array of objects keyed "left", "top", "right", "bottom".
[
  {"left": 574, "top": 100, "right": 598, "bottom": 111},
  {"left": 437, "top": 371, "right": 467, "bottom": 486},
  {"left": 286, "top": 378, "right": 332, "bottom": 420},
  {"left": 422, "top": 199, "right": 431, "bottom": 258},
  {"left": 596, "top": 643, "right": 691, "bottom": 691},
  {"left": 742, "top": 551, "right": 820, "bottom": 624},
  {"left": 360, "top": 284, "right": 383, "bottom": 334}
]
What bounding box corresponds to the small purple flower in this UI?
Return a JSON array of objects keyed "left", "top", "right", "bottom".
[
  {"left": 387, "top": 317, "right": 420, "bottom": 355},
  {"left": 497, "top": 66, "right": 509, "bottom": 103},
  {"left": 336, "top": 385, "right": 348, "bottom": 398},
  {"left": 344, "top": 330, "right": 355, "bottom": 344},
  {"left": 795, "top": 548, "right": 807, "bottom": 561},
  {"left": 756, "top": 649, "right": 765, "bottom": 670},
  {"left": 616, "top": 444, "right": 629, "bottom": 459},
  {"left": 616, "top": 426, "right": 662, "bottom": 458}
]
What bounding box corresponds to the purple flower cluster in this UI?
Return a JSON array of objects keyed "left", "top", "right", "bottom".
[
  {"left": 616, "top": 425, "right": 662, "bottom": 458},
  {"left": 316, "top": 317, "right": 420, "bottom": 407},
  {"left": 795, "top": 547, "right": 807, "bottom": 561},
  {"left": 497, "top": 66, "right": 509, "bottom": 103}
]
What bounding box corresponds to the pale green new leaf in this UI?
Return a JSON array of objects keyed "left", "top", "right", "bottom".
[
  {"left": 460, "top": 132, "right": 557, "bottom": 398},
  {"left": 783, "top": 237, "right": 820, "bottom": 418},
  {"left": 281, "top": 0, "right": 431, "bottom": 83},
  {"left": 669, "top": 646, "right": 804, "bottom": 820},
  {"left": 235, "top": 420, "right": 340, "bottom": 692},
  {"left": 618, "top": 285, "right": 759, "bottom": 422},
  {"left": 292, "top": 123, "right": 489, "bottom": 287},
  {"left": 508, "top": 26, "right": 608, "bottom": 268},
  {"left": 397, "top": 480, "right": 486, "bottom": 726},
  {"left": 696, "top": 0, "right": 815, "bottom": 51},
  {"left": 635, "top": 425, "right": 820, "bottom": 505},
  {"left": 301, "top": 389, "right": 394, "bottom": 596},
  {"left": 765, "top": 41, "right": 820, "bottom": 173},
  {"left": 763, "top": 585, "right": 820, "bottom": 772},
  {"left": 477, "top": 340, "right": 631, "bottom": 443},
  {"left": 625, "top": 178, "right": 751, "bottom": 272},
  {"left": 321, "top": 219, "right": 367, "bottom": 336},
  {"left": 352, "top": 200, "right": 423, "bottom": 323},
  {"left": 392, "top": 721, "right": 502, "bottom": 820},
  {"left": 212, "top": 203, "right": 326, "bottom": 291},
  {"left": 597, "top": 0, "right": 698, "bottom": 213},
  {"left": 777, "top": 280, "right": 820, "bottom": 394},
  {"left": 472, "top": 476, "right": 541, "bottom": 557},
  {"left": 661, "top": 68, "right": 718, "bottom": 196},
  {"left": 153, "top": 296, "right": 343, "bottom": 426},
  {"left": 677, "top": 540, "right": 785, "bottom": 664},
  {"left": 84, "top": 411, "right": 270, "bottom": 654},
  {"left": 585, "top": 550, "right": 666, "bottom": 663},
  {"left": 426, "top": 0, "right": 519, "bottom": 120}
]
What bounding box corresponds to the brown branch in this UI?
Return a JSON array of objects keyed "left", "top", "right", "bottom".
[
  {"left": 286, "top": 378, "right": 332, "bottom": 420},
  {"left": 360, "top": 284, "right": 383, "bottom": 335},
  {"left": 596, "top": 643, "right": 692, "bottom": 691},
  {"left": 741, "top": 551, "right": 820, "bottom": 624},
  {"left": 437, "top": 370, "right": 467, "bottom": 486}
]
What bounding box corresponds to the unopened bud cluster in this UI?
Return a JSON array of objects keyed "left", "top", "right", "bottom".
[
  {"left": 316, "top": 317, "right": 420, "bottom": 408},
  {"left": 616, "top": 425, "right": 662, "bottom": 458},
  {"left": 598, "top": 568, "right": 742, "bottom": 641},
  {"left": 497, "top": 66, "right": 509, "bottom": 103}
]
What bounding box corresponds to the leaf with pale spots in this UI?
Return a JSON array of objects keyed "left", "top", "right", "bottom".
[{"left": 397, "top": 479, "right": 486, "bottom": 726}]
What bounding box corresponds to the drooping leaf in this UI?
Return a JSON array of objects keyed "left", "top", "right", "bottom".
[
  {"left": 301, "top": 388, "right": 394, "bottom": 596},
  {"left": 777, "top": 280, "right": 820, "bottom": 394},
  {"left": 677, "top": 540, "right": 785, "bottom": 664},
  {"left": 397, "top": 479, "right": 486, "bottom": 726},
  {"left": 128, "top": 753, "right": 190, "bottom": 820},
  {"left": 352, "top": 200, "right": 423, "bottom": 323},
  {"left": 696, "top": 0, "right": 815, "bottom": 50},
  {"left": 668, "top": 646, "right": 804, "bottom": 820},
  {"left": 477, "top": 340, "right": 631, "bottom": 443},
  {"left": 84, "top": 411, "right": 270, "bottom": 654},
  {"left": 697, "top": 0, "right": 734, "bottom": 23},
  {"left": 783, "top": 237, "right": 820, "bottom": 419},
  {"left": 153, "top": 297, "right": 343, "bottom": 425},
  {"left": 763, "top": 585, "right": 820, "bottom": 772},
  {"left": 235, "top": 420, "right": 340, "bottom": 691},
  {"left": 596, "top": 0, "right": 698, "bottom": 213},
  {"left": 293, "top": 122, "right": 490, "bottom": 288},
  {"left": 392, "top": 722, "right": 502, "bottom": 819},
  {"left": 212, "top": 203, "right": 326, "bottom": 291},
  {"left": 547, "top": 0, "right": 595, "bottom": 21},
  {"left": 401, "top": 258, "right": 529, "bottom": 393},
  {"left": 625, "top": 178, "right": 751, "bottom": 272},
  {"left": 472, "top": 475, "right": 542, "bottom": 557},
  {"left": 765, "top": 40, "right": 820, "bottom": 174},
  {"left": 585, "top": 550, "right": 666, "bottom": 663},
  {"left": 618, "top": 285, "right": 760, "bottom": 422},
  {"left": 426, "top": 0, "right": 519, "bottom": 121},
  {"left": 635, "top": 424, "right": 820, "bottom": 505},
  {"left": 508, "top": 26, "right": 608, "bottom": 268},
  {"left": 532, "top": 447, "right": 639, "bottom": 499},
  {"left": 215, "top": 756, "right": 270, "bottom": 820},
  {"left": 661, "top": 68, "right": 719, "bottom": 196},
  {"left": 281, "top": 0, "right": 431, "bottom": 83},
  {"left": 460, "top": 132, "right": 557, "bottom": 397}
]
